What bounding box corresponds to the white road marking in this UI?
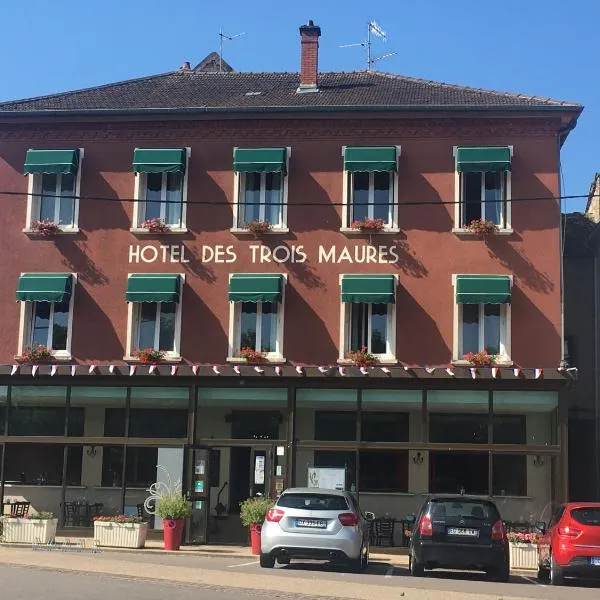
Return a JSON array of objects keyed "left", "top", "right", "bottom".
[
  {"left": 385, "top": 567, "right": 394, "bottom": 578},
  {"left": 522, "top": 575, "right": 547, "bottom": 587},
  {"left": 226, "top": 560, "right": 260, "bottom": 568}
]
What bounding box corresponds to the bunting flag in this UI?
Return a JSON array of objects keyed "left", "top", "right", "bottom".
[
  {"left": 318, "top": 366, "right": 329, "bottom": 374},
  {"left": 469, "top": 367, "right": 477, "bottom": 379},
  {"left": 254, "top": 366, "right": 265, "bottom": 374},
  {"left": 148, "top": 364, "right": 157, "bottom": 375},
  {"left": 445, "top": 367, "right": 455, "bottom": 377},
  {"left": 129, "top": 365, "right": 136, "bottom": 376},
  {"left": 88, "top": 364, "right": 96, "bottom": 374},
  {"left": 31, "top": 365, "right": 39, "bottom": 377},
  {"left": 295, "top": 366, "right": 304, "bottom": 375},
  {"left": 491, "top": 367, "right": 499, "bottom": 379},
  {"left": 425, "top": 367, "right": 435, "bottom": 374},
  {"left": 403, "top": 366, "right": 410, "bottom": 371},
  {"left": 513, "top": 367, "right": 521, "bottom": 378},
  {"left": 108, "top": 364, "right": 116, "bottom": 374},
  {"left": 233, "top": 365, "right": 241, "bottom": 375},
  {"left": 338, "top": 366, "right": 346, "bottom": 376},
  {"left": 170, "top": 365, "right": 178, "bottom": 376},
  {"left": 71, "top": 365, "right": 77, "bottom": 377},
  {"left": 535, "top": 368, "right": 543, "bottom": 379},
  {"left": 360, "top": 366, "right": 369, "bottom": 375},
  {"left": 10, "top": 364, "right": 18, "bottom": 376},
  {"left": 275, "top": 366, "right": 282, "bottom": 376},
  {"left": 50, "top": 364, "right": 58, "bottom": 377},
  {"left": 381, "top": 367, "right": 391, "bottom": 374},
  {"left": 212, "top": 365, "right": 221, "bottom": 375}
]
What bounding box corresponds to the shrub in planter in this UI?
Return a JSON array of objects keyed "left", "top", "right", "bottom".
[
  {"left": 141, "top": 218, "right": 170, "bottom": 233},
  {"left": 156, "top": 494, "right": 192, "bottom": 551},
  {"left": 2, "top": 512, "right": 57, "bottom": 544},
  {"left": 467, "top": 218, "right": 498, "bottom": 237},
  {"left": 133, "top": 348, "right": 165, "bottom": 364},
  {"left": 31, "top": 219, "right": 61, "bottom": 236},
  {"left": 243, "top": 219, "right": 272, "bottom": 236},
  {"left": 93, "top": 515, "right": 148, "bottom": 548},
  {"left": 350, "top": 217, "right": 385, "bottom": 233},
  {"left": 464, "top": 350, "right": 496, "bottom": 367},
  {"left": 17, "top": 344, "right": 53, "bottom": 363},
  {"left": 239, "top": 347, "right": 265, "bottom": 362},
  {"left": 240, "top": 496, "right": 275, "bottom": 555},
  {"left": 346, "top": 346, "right": 378, "bottom": 367},
  {"left": 507, "top": 532, "right": 540, "bottom": 570}
]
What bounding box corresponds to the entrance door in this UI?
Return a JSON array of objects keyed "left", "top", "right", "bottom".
[
  {"left": 186, "top": 448, "right": 210, "bottom": 544},
  {"left": 229, "top": 446, "right": 272, "bottom": 513}
]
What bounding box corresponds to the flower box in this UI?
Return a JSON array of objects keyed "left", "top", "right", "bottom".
[
  {"left": 509, "top": 542, "right": 538, "bottom": 570},
  {"left": 93, "top": 521, "right": 148, "bottom": 548},
  {"left": 1, "top": 518, "right": 57, "bottom": 544}
]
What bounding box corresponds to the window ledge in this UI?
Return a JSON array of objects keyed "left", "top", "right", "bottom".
[
  {"left": 226, "top": 356, "right": 287, "bottom": 364},
  {"left": 339, "top": 227, "right": 400, "bottom": 235},
  {"left": 337, "top": 357, "right": 398, "bottom": 366},
  {"left": 452, "top": 359, "right": 513, "bottom": 367},
  {"left": 130, "top": 227, "right": 188, "bottom": 235},
  {"left": 123, "top": 355, "right": 183, "bottom": 363},
  {"left": 230, "top": 227, "right": 290, "bottom": 235},
  {"left": 452, "top": 228, "right": 514, "bottom": 237},
  {"left": 23, "top": 227, "right": 80, "bottom": 236},
  {"left": 13, "top": 353, "right": 72, "bottom": 363}
]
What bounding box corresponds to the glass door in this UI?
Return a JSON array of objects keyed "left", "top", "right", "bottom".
[{"left": 186, "top": 447, "right": 210, "bottom": 544}]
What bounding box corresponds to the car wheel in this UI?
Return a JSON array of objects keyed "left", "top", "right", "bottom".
[
  {"left": 409, "top": 553, "right": 424, "bottom": 577},
  {"left": 490, "top": 564, "right": 510, "bottom": 583},
  {"left": 276, "top": 556, "right": 290, "bottom": 565},
  {"left": 537, "top": 564, "right": 550, "bottom": 581},
  {"left": 550, "top": 554, "right": 564, "bottom": 586},
  {"left": 260, "top": 553, "right": 276, "bottom": 569}
]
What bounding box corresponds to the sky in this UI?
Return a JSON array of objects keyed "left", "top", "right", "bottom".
[{"left": 0, "top": 0, "right": 597, "bottom": 213}]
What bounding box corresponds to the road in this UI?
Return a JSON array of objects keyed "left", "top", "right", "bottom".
[{"left": 1, "top": 548, "right": 600, "bottom": 600}]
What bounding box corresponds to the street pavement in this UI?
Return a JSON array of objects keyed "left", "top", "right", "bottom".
[{"left": 1, "top": 545, "right": 599, "bottom": 600}]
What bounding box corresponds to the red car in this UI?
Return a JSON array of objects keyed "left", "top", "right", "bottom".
[{"left": 537, "top": 502, "right": 600, "bottom": 585}]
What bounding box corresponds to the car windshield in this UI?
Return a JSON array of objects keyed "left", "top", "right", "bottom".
[
  {"left": 428, "top": 499, "right": 495, "bottom": 520},
  {"left": 571, "top": 508, "right": 600, "bottom": 526},
  {"left": 277, "top": 493, "right": 349, "bottom": 511}
]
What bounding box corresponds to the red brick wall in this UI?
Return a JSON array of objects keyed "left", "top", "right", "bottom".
[{"left": 0, "top": 116, "right": 562, "bottom": 366}]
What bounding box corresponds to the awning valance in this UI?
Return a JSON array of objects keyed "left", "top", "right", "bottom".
[
  {"left": 132, "top": 148, "right": 186, "bottom": 173},
  {"left": 344, "top": 147, "right": 398, "bottom": 172},
  {"left": 228, "top": 274, "right": 284, "bottom": 303},
  {"left": 456, "top": 275, "right": 511, "bottom": 304},
  {"left": 341, "top": 274, "right": 396, "bottom": 304},
  {"left": 455, "top": 146, "right": 511, "bottom": 173},
  {"left": 23, "top": 149, "right": 80, "bottom": 175},
  {"left": 16, "top": 273, "right": 73, "bottom": 303},
  {"left": 126, "top": 274, "right": 181, "bottom": 303},
  {"left": 233, "top": 148, "right": 287, "bottom": 173}
]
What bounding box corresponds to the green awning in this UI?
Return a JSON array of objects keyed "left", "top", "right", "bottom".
[
  {"left": 132, "top": 148, "right": 186, "bottom": 173},
  {"left": 23, "top": 149, "right": 80, "bottom": 175},
  {"left": 341, "top": 275, "right": 396, "bottom": 304},
  {"left": 456, "top": 275, "right": 511, "bottom": 304},
  {"left": 233, "top": 148, "right": 287, "bottom": 173},
  {"left": 16, "top": 273, "right": 72, "bottom": 303},
  {"left": 126, "top": 274, "right": 181, "bottom": 303},
  {"left": 228, "top": 274, "right": 284, "bottom": 303},
  {"left": 456, "top": 147, "right": 511, "bottom": 173},
  {"left": 344, "top": 147, "right": 397, "bottom": 172}
]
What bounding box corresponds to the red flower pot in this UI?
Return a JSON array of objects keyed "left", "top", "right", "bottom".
[
  {"left": 163, "top": 518, "right": 185, "bottom": 550},
  {"left": 249, "top": 523, "right": 262, "bottom": 555}
]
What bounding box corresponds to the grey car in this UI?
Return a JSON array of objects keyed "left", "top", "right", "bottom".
[{"left": 260, "top": 487, "right": 372, "bottom": 570}]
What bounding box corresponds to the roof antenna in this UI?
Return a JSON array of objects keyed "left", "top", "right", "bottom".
[
  {"left": 340, "top": 20, "right": 397, "bottom": 71},
  {"left": 218, "top": 26, "right": 245, "bottom": 73}
]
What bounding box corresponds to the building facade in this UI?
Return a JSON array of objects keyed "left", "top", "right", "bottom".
[{"left": 0, "top": 22, "right": 581, "bottom": 543}]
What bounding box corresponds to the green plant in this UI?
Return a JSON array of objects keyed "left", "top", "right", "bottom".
[
  {"left": 141, "top": 217, "right": 170, "bottom": 233},
  {"left": 243, "top": 219, "right": 272, "bottom": 236},
  {"left": 351, "top": 217, "right": 385, "bottom": 232},
  {"left": 464, "top": 350, "right": 496, "bottom": 366},
  {"left": 93, "top": 515, "right": 144, "bottom": 524},
  {"left": 239, "top": 496, "right": 274, "bottom": 527},
  {"left": 467, "top": 218, "right": 498, "bottom": 237},
  {"left": 347, "top": 346, "right": 378, "bottom": 367},
  {"left": 26, "top": 511, "right": 54, "bottom": 520},
  {"left": 156, "top": 494, "right": 192, "bottom": 520},
  {"left": 239, "top": 347, "right": 265, "bottom": 362},
  {"left": 133, "top": 348, "right": 165, "bottom": 364},
  {"left": 17, "top": 344, "right": 53, "bottom": 363},
  {"left": 31, "top": 219, "right": 61, "bottom": 236}
]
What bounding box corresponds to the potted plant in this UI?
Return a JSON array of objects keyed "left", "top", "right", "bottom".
[
  {"left": 350, "top": 217, "right": 385, "bottom": 233},
  {"left": 16, "top": 344, "right": 53, "bottom": 363},
  {"left": 347, "top": 346, "right": 378, "bottom": 367},
  {"left": 240, "top": 496, "right": 275, "bottom": 555},
  {"left": 464, "top": 350, "right": 496, "bottom": 367},
  {"left": 243, "top": 219, "right": 272, "bottom": 236},
  {"left": 93, "top": 515, "right": 148, "bottom": 548},
  {"left": 507, "top": 530, "right": 540, "bottom": 570},
  {"left": 141, "top": 217, "right": 170, "bottom": 233},
  {"left": 31, "top": 219, "right": 61, "bottom": 236},
  {"left": 1, "top": 511, "right": 57, "bottom": 544},
  {"left": 156, "top": 493, "right": 192, "bottom": 551},
  {"left": 239, "top": 347, "right": 265, "bottom": 362},
  {"left": 132, "top": 348, "right": 165, "bottom": 364},
  {"left": 467, "top": 218, "right": 498, "bottom": 238}
]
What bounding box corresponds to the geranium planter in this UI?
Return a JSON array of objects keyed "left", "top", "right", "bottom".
[
  {"left": 509, "top": 542, "right": 538, "bottom": 570},
  {"left": 1, "top": 518, "right": 57, "bottom": 544},
  {"left": 93, "top": 521, "right": 148, "bottom": 548}
]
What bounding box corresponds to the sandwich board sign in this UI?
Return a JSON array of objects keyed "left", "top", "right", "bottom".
[{"left": 307, "top": 467, "right": 345, "bottom": 491}]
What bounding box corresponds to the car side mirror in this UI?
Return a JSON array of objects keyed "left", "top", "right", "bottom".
[
  {"left": 364, "top": 512, "right": 375, "bottom": 521},
  {"left": 405, "top": 514, "right": 416, "bottom": 524},
  {"left": 534, "top": 521, "right": 546, "bottom": 534}
]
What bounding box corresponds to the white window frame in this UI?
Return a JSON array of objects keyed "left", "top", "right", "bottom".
[
  {"left": 124, "top": 273, "right": 185, "bottom": 360},
  {"left": 227, "top": 274, "right": 287, "bottom": 362},
  {"left": 231, "top": 147, "right": 290, "bottom": 232},
  {"left": 340, "top": 145, "right": 400, "bottom": 233},
  {"left": 17, "top": 274, "right": 77, "bottom": 359},
  {"left": 451, "top": 273, "right": 512, "bottom": 363},
  {"left": 452, "top": 145, "right": 513, "bottom": 233},
  {"left": 24, "top": 149, "right": 84, "bottom": 233},
  {"left": 131, "top": 148, "right": 191, "bottom": 232},
  {"left": 337, "top": 274, "right": 398, "bottom": 364}
]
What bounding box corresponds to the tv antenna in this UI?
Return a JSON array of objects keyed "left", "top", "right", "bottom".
[
  {"left": 218, "top": 27, "right": 245, "bottom": 73},
  {"left": 340, "top": 21, "right": 397, "bottom": 71}
]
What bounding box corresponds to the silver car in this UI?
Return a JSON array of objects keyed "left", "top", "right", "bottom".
[{"left": 260, "top": 487, "right": 373, "bottom": 570}]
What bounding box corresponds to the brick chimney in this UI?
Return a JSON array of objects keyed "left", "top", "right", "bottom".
[{"left": 298, "top": 20, "right": 321, "bottom": 93}]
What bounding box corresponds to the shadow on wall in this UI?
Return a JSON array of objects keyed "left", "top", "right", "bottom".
[
  {"left": 187, "top": 170, "right": 233, "bottom": 233},
  {"left": 399, "top": 173, "right": 453, "bottom": 233},
  {"left": 56, "top": 236, "right": 108, "bottom": 286},
  {"left": 390, "top": 233, "right": 428, "bottom": 278},
  {"left": 80, "top": 172, "right": 130, "bottom": 232},
  {"left": 288, "top": 174, "right": 340, "bottom": 233},
  {"left": 258, "top": 240, "right": 324, "bottom": 290},
  {"left": 179, "top": 242, "right": 217, "bottom": 283}
]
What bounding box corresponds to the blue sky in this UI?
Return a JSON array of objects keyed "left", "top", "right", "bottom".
[{"left": 1, "top": 0, "right": 597, "bottom": 212}]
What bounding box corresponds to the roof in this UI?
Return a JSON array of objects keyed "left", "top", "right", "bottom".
[
  {"left": 0, "top": 69, "right": 582, "bottom": 116},
  {"left": 281, "top": 488, "right": 347, "bottom": 496},
  {"left": 193, "top": 52, "right": 234, "bottom": 73},
  {"left": 563, "top": 213, "right": 600, "bottom": 258}
]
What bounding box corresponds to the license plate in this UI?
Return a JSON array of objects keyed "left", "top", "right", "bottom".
[
  {"left": 591, "top": 557, "right": 600, "bottom": 566},
  {"left": 447, "top": 527, "right": 479, "bottom": 537},
  {"left": 296, "top": 518, "right": 327, "bottom": 529}
]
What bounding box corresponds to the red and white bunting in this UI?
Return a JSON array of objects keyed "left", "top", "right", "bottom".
[
  {"left": 535, "top": 368, "right": 543, "bottom": 379},
  {"left": 318, "top": 366, "right": 329, "bottom": 374},
  {"left": 148, "top": 364, "right": 157, "bottom": 375},
  {"left": 403, "top": 366, "right": 410, "bottom": 371},
  {"left": 212, "top": 365, "right": 221, "bottom": 375},
  {"left": 338, "top": 366, "right": 346, "bottom": 376},
  {"left": 469, "top": 367, "right": 477, "bottom": 379},
  {"left": 51, "top": 365, "right": 58, "bottom": 377},
  {"left": 425, "top": 367, "right": 435, "bottom": 374},
  {"left": 129, "top": 365, "right": 136, "bottom": 376},
  {"left": 71, "top": 365, "right": 77, "bottom": 377},
  {"left": 360, "top": 366, "right": 369, "bottom": 376},
  {"left": 10, "top": 364, "right": 18, "bottom": 376},
  {"left": 192, "top": 364, "right": 200, "bottom": 375},
  {"left": 170, "top": 365, "right": 178, "bottom": 376},
  {"left": 88, "top": 364, "right": 96, "bottom": 374},
  {"left": 513, "top": 367, "right": 521, "bottom": 378},
  {"left": 108, "top": 364, "right": 116, "bottom": 374},
  {"left": 31, "top": 365, "right": 39, "bottom": 377},
  {"left": 254, "top": 366, "right": 264, "bottom": 374},
  {"left": 445, "top": 367, "right": 455, "bottom": 377},
  {"left": 233, "top": 365, "right": 241, "bottom": 375},
  {"left": 295, "top": 366, "right": 304, "bottom": 375},
  {"left": 381, "top": 367, "right": 391, "bottom": 374},
  {"left": 491, "top": 367, "right": 499, "bottom": 379},
  {"left": 275, "top": 366, "right": 282, "bottom": 376}
]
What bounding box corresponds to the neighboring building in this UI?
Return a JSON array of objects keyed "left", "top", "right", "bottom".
[
  {"left": 0, "top": 21, "right": 581, "bottom": 543},
  {"left": 564, "top": 174, "right": 600, "bottom": 501}
]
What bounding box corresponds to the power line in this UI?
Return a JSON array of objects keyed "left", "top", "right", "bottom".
[{"left": 0, "top": 189, "right": 590, "bottom": 207}]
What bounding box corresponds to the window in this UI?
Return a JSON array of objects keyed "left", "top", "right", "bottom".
[
  {"left": 132, "top": 148, "right": 189, "bottom": 230},
  {"left": 233, "top": 147, "right": 289, "bottom": 230},
  {"left": 24, "top": 149, "right": 82, "bottom": 231},
  {"left": 239, "top": 302, "right": 278, "bottom": 352},
  {"left": 348, "top": 303, "right": 390, "bottom": 354},
  {"left": 459, "top": 303, "right": 507, "bottom": 357},
  {"left": 454, "top": 146, "right": 512, "bottom": 231}
]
